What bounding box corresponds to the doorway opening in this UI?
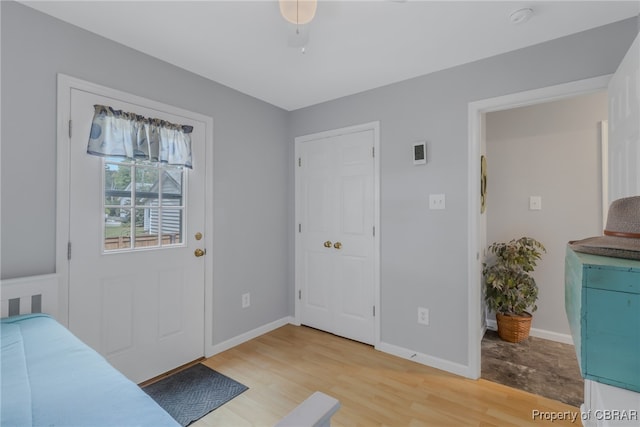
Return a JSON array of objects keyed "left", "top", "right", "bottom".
[
  {"left": 467, "top": 75, "right": 611, "bottom": 380},
  {"left": 480, "top": 90, "right": 607, "bottom": 406}
]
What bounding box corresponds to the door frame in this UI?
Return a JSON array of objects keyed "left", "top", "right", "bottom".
[
  {"left": 55, "top": 74, "right": 215, "bottom": 357},
  {"left": 466, "top": 74, "right": 611, "bottom": 379},
  {"left": 294, "top": 121, "right": 381, "bottom": 347}
]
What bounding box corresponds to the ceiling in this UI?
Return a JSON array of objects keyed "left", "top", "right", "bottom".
[{"left": 20, "top": 1, "right": 640, "bottom": 111}]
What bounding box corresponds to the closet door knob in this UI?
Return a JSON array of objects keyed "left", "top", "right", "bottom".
[
  {"left": 323, "top": 241, "right": 333, "bottom": 248},
  {"left": 333, "top": 242, "right": 342, "bottom": 250}
]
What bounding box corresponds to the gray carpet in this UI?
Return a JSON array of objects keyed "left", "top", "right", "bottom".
[
  {"left": 143, "top": 363, "right": 248, "bottom": 426},
  {"left": 482, "top": 330, "right": 583, "bottom": 407}
]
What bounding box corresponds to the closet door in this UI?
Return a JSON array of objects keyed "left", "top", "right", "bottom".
[{"left": 297, "top": 127, "right": 376, "bottom": 345}]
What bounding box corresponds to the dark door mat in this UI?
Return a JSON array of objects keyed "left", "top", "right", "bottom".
[{"left": 143, "top": 363, "right": 248, "bottom": 426}]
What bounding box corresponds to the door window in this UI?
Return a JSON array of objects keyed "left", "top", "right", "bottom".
[{"left": 104, "top": 159, "right": 185, "bottom": 252}]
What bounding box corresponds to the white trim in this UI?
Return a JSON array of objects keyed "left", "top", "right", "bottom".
[
  {"left": 376, "top": 341, "right": 473, "bottom": 379},
  {"left": 467, "top": 74, "right": 611, "bottom": 380},
  {"left": 373, "top": 122, "right": 381, "bottom": 346},
  {"left": 528, "top": 328, "right": 574, "bottom": 345},
  {"left": 294, "top": 121, "right": 381, "bottom": 347},
  {"left": 203, "top": 110, "right": 215, "bottom": 359},
  {"left": 600, "top": 120, "right": 609, "bottom": 229},
  {"left": 56, "top": 76, "right": 72, "bottom": 327},
  {"left": 467, "top": 101, "right": 483, "bottom": 380},
  {"left": 56, "top": 74, "right": 215, "bottom": 356},
  {"left": 485, "top": 318, "right": 574, "bottom": 345},
  {"left": 209, "top": 316, "right": 295, "bottom": 355}
]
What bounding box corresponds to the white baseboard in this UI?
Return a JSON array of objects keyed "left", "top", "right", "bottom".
[
  {"left": 207, "top": 316, "right": 295, "bottom": 357},
  {"left": 485, "top": 318, "right": 574, "bottom": 345},
  {"left": 376, "top": 341, "right": 473, "bottom": 379}
]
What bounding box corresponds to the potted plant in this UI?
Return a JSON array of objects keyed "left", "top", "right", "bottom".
[{"left": 483, "top": 236, "right": 546, "bottom": 343}]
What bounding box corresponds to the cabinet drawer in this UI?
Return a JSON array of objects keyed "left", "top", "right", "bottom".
[{"left": 585, "top": 267, "right": 640, "bottom": 293}]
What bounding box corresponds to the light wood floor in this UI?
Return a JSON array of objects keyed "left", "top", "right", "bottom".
[{"left": 195, "top": 324, "right": 579, "bottom": 426}]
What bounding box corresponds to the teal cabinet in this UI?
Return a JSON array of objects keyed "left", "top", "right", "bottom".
[{"left": 565, "top": 247, "right": 640, "bottom": 393}]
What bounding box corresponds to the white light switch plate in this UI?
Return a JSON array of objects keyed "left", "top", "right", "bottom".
[
  {"left": 418, "top": 307, "right": 429, "bottom": 326},
  {"left": 529, "top": 196, "right": 542, "bottom": 210},
  {"left": 429, "top": 194, "right": 446, "bottom": 210}
]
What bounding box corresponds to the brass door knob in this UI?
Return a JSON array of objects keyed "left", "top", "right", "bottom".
[
  {"left": 333, "top": 242, "right": 342, "bottom": 250},
  {"left": 323, "top": 241, "right": 333, "bottom": 248},
  {"left": 194, "top": 248, "right": 205, "bottom": 257}
]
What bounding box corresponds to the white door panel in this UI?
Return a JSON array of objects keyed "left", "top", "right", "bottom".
[
  {"left": 68, "top": 88, "right": 205, "bottom": 383},
  {"left": 608, "top": 33, "right": 639, "bottom": 200},
  {"left": 578, "top": 32, "right": 640, "bottom": 421},
  {"left": 304, "top": 251, "right": 333, "bottom": 331},
  {"left": 297, "top": 126, "right": 377, "bottom": 344}
]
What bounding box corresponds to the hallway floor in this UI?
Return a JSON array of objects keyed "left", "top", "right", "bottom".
[{"left": 481, "top": 329, "right": 583, "bottom": 408}]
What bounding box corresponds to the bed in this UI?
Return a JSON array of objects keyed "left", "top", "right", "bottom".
[
  {"left": 1, "top": 274, "right": 340, "bottom": 427},
  {"left": 1, "top": 313, "right": 180, "bottom": 427}
]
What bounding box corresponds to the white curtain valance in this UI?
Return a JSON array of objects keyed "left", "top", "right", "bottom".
[{"left": 87, "top": 105, "right": 193, "bottom": 169}]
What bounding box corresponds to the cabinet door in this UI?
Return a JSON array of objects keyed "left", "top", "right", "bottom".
[{"left": 584, "top": 287, "right": 640, "bottom": 391}]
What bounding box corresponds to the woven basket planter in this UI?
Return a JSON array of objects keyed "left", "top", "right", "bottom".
[{"left": 496, "top": 312, "right": 532, "bottom": 343}]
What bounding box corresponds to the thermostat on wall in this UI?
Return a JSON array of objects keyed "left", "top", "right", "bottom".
[{"left": 413, "top": 141, "right": 427, "bottom": 165}]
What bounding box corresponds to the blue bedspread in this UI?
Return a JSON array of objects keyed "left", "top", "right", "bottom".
[{"left": 1, "top": 314, "right": 180, "bottom": 427}]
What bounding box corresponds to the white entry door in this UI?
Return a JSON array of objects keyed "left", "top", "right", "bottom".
[
  {"left": 296, "top": 124, "right": 378, "bottom": 345},
  {"left": 66, "top": 87, "right": 207, "bottom": 383}
]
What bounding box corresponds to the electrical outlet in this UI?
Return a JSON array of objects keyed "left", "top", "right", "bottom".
[
  {"left": 242, "top": 293, "right": 250, "bottom": 308},
  {"left": 429, "top": 194, "right": 446, "bottom": 210},
  {"left": 418, "top": 307, "right": 429, "bottom": 325}
]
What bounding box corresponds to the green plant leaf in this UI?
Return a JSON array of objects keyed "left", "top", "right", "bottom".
[{"left": 483, "top": 237, "right": 545, "bottom": 315}]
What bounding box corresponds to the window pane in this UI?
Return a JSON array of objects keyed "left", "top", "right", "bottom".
[
  {"left": 135, "top": 167, "right": 159, "bottom": 206},
  {"left": 160, "top": 209, "right": 183, "bottom": 246},
  {"left": 104, "top": 208, "right": 132, "bottom": 251},
  {"left": 161, "top": 168, "right": 184, "bottom": 207},
  {"left": 104, "top": 163, "right": 132, "bottom": 206},
  {"left": 102, "top": 161, "right": 187, "bottom": 253},
  {"left": 134, "top": 208, "right": 159, "bottom": 248}
]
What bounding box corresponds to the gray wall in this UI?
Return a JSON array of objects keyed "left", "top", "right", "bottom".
[
  {"left": 289, "top": 19, "right": 637, "bottom": 365},
  {"left": 0, "top": 1, "right": 290, "bottom": 344},
  {"left": 486, "top": 91, "right": 607, "bottom": 337},
  {"left": 2, "top": 0, "right": 637, "bottom": 370}
]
